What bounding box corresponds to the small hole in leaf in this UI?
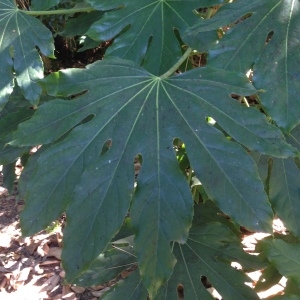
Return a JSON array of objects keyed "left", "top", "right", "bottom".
[
  {"left": 100, "top": 139, "right": 112, "bottom": 155},
  {"left": 134, "top": 154, "right": 142, "bottom": 179},
  {"left": 79, "top": 114, "right": 95, "bottom": 125},
  {"left": 266, "top": 31, "right": 274, "bottom": 44},
  {"left": 173, "top": 138, "right": 191, "bottom": 177},
  {"left": 177, "top": 283, "right": 184, "bottom": 299},
  {"left": 201, "top": 275, "right": 212, "bottom": 288},
  {"left": 206, "top": 116, "right": 216, "bottom": 126}
]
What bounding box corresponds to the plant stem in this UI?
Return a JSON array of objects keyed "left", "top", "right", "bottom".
[
  {"left": 20, "top": 7, "right": 95, "bottom": 16},
  {"left": 160, "top": 47, "right": 193, "bottom": 79}
]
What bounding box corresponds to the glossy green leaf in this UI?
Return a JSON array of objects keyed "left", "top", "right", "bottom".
[
  {"left": 184, "top": 0, "right": 300, "bottom": 131},
  {"left": 86, "top": 0, "right": 223, "bottom": 75},
  {"left": 13, "top": 58, "right": 296, "bottom": 296},
  {"left": 156, "top": 222, "right": 260, "bottom": 300},
  {"left": 0, "top": 0, "right": 54, "bottom": 107},
  {"left": 263, "top": 239, "right": 300, "bottom": 289}
]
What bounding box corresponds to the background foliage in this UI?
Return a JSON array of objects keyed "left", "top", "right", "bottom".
[{"left": 1, "top": 0, "right": 300, "bottom": 299}]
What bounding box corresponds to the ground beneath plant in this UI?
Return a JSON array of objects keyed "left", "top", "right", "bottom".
[{"left": 0, "top": 165, "right": 287, "bottom": 300}]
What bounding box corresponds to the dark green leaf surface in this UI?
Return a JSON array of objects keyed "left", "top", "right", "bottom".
[
  {"left": 14, "top": 58, "right": 296, "bottom": 295},
  {"left": 0, "top": 143, "right": 30, "bottom": 165},
  {"left": 254, "top": 264, "right": 282, "bottom": 292},
  {"left": 184, "top": 0, "right": 300, "bottom": 131},
  {"left": 156, "top": 222, "right": 260, "bottom": 300},
  {"left": 269, "top": 157, "right": 300, "bottom": 237},
  {"left": 30, "top": 0, "right": 61, "bottom": 11},
  {"left": 2, "top": 162, "right": 15, "bottom": 194},
  {"left": 0, "top": 0, "right": 54, "bottom": 107},
  {"left": 86, "top": 0, "right": 222, "bottom": 75},
  {"left": 60, "top": 11, "right": 104, "bottom": 37},
  {"left": 73, "top": 236, "right": 136, "bottom": 287},
  {"left": 263, "top": 239, "right": 300, "bottom": 289},
  {"left": 102, "top": 270, "right": 148, "bottom": 300}
]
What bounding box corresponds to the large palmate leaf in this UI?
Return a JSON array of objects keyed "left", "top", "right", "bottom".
[
  {"left": 155, "top": 222, "right": 261, "bottom": 300},
  {"left": 100, "top": 206, "right": 264, "bottom": 300},
  {"left": 12, "top": 58, "right": 296, "bottom": 296},
  {"left": 0, "top": 0, "right": 54, "bottom": 108},
  {"left": 184, "top": 0, "right": 300, "bottom": 131},
  {"left": 101, "top": 211, "right": 264, "bottom": 299},
  {"left": 85, "top": 0, "right": 223, "bottom": 75}
]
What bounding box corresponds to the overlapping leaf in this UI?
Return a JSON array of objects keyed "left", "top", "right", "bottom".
[
  {"left": 12, "top": 58, "right": 296, "bottom": 296},
  {"left": 184, "top": 0, "right": 300, "bottom": 131},
  {"left": 0, "top": 0, "right": 54, "bottom": 108},
  {"left": 260, "top": 126, "right": 300, "bottom": 237},
  {"left": 85, "top": 0, "right": 223, "bottom": 75},
  {"left": 261, "top": 238, "right": 300, "bottom": 289},
  {"left": 100, "top": 209, "right": 264, "bottom": 300},
  {"left": 156, "top": 222, "right": 261, "bottom": 300}
]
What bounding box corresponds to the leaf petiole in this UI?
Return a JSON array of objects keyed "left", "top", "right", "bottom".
[
  {"left": 20, "top": 7, "right": 95, "bottom": 16},
  {"left": 160, "top": 47, "right": 193, "bottom": 79}
]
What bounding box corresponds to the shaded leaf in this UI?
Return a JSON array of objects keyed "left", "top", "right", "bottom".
[
  {"left": 73, "top": 236, "right": 136, "bottom": 287},
  {"left": 184, "top": 0, "right": 300, "bottom": 131},
  {"left": 86, "top": 0, "right": 223, "bottom": 75},
  {"left": 60, "top": 11, "right": 104, "bottom": 36},
  {"left": 270, "top": 296, "right": 300, "bottom": 300},
  {"left": 254, "top": 264, "right": 282, "bottom": 292},
  {"left": 13, "top": 58, "right": 295, "bottom": 295},
  {"left": 156, "top": 222, "right": 260, "bottom": 300},
  {"left": 0, "top": 0, "right": 55, "bottom": 107},
  {"left": 2, "top": 162, "right": 15, "bottom": 194},
  {"left": 30, "top": 0, "right": 61, "bottom": 11},
  {"left": 262, "top": 239, "right": 300, "bottom": 289},
  {"left": 269, "top": 157, "right": 300, "bottom": 237},
  {"left": 102, "top": 270, "right": 148, "bottom": 300},
  {"left": 0, "top": 143, "right": 30, "bottom": 165}
]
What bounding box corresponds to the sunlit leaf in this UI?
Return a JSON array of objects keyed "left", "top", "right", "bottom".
[{"left": 0, "top": 0, "right": 54, "bottom": 108}]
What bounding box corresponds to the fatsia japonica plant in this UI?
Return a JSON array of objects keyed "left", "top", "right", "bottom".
[{"left": 1, "top": 0, "right": 300, "bottom": 298}]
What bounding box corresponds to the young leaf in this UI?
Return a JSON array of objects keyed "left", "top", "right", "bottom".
[
  {"left": 13, "top": 58, "right": 296, "bottom": 296},
  {"left": 184, "top": 0, "right": 300, "bottom": 131},
  {"left": 0, "top": 0, "right": 55, "bottom": 107},
  {"left": 85, "top": 0, "right": 223, "bottom": 75}
]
